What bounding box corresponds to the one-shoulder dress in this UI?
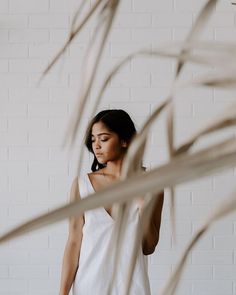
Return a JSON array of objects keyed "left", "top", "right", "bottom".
[{"left": 72, "top": 174, "right": 151, "bottom": 295}]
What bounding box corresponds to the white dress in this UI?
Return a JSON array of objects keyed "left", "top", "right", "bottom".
[{"left": 72, "top": 174, "right": 151, "bottom": 295}]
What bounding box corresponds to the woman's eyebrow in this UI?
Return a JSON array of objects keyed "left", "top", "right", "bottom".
[{"left": 91, "top": 132, "right": 111, "bottom": 137}]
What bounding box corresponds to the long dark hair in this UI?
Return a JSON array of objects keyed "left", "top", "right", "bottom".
[{"left": 85, "top": 109, "right": 137, "bottom": 171}]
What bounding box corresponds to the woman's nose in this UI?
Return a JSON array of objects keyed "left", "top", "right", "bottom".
[{"left": 94, "top": 140, "right": 101, "bottom": 149}]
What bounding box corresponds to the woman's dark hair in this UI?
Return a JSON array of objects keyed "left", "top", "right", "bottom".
[{"left": 85, "top": 109, "right": 136, "bottom": 171}]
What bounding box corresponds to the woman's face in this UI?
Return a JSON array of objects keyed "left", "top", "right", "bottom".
[{"left": 91, "top": 121, "right": 126, "bottom": 164}]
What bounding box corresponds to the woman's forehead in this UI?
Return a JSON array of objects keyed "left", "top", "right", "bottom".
[{"left": 91, "top": 121, "right": 112, "bottom": 135}]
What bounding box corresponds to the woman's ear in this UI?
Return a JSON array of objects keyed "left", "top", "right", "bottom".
[{"left": 121, "top": 140, "right": 128, "bottom": 148}]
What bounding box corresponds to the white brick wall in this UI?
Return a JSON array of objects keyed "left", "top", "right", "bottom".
[{"left": 0, "top": 0, "right": 236, "bottom": 294}]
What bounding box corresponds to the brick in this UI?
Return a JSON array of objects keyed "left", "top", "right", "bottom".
[
  {"left": 49, "top": 87, "right": 77, "bottom": 102},
  {"left": 130, "top": 87, "right": 169, "bottom": 102},
  {"left": 0, "top": 102, "right": 27, "bottom": 116},
  {"left": 148, "top": 265, "right": 171, "bottom": 280},
  {"left": 29, "top": 161, "right": 68, "bottom": 176},
  {"left": 0, "top": 191, "right": 27, "bottom": 204},
  {"left": 173, "top": 28, "right": 214, "bottom": 41},
  {"left": 110, "top": 101, "right": 150, "bottom": 117},
  {"left": 0, "top": 147, "right": 8, "bottom": 160},
  {"left": 0, "top": 161, "right": 27, "bottom": 177},
  {"left": 214, "top": 88, "right": 236, "bottom": 102},
  {"left": 0, "top": 29, "right": 8, "bottom": 43},
  {"left": 9, "top": 265, "right": 48, "bottom": 278},
  {"left": 117, "top": 0, "right": 132, "bottom": 13},
  {"left": 90, "top": 86, "right": 131, "bottom": 103},
  {"left": 192, "top": 280, "right": 232, "bottom": 295},
  {"left": 216, "top": 1, "right": 235, "bottom": 12},
  {"left": 0, "top": 131, "right": 28, "bottom": 145},
  {"left": 152, "top": 12, "right": 192, "bottom": 27},
  {"left": 10, "top": 59, "right": 48, "bottom": 73},
  {"left": 133, "top": 0, "right": 173, "bottom": 12},
  {"left": 192, "top": 250, "right": 233, "bottom": 265},
  {"left": 0, "top": 250, "right": 29, "bottom": 265},
  {"left": 0, "top": 118, "right": 7, "bottom": 132},
  {"left": 49, "top": 175, "right": 71, "bottom": 192},
  {"left": 9, "top": 87, "right": 49, "bottom": 102},
  {"left": 131, "top": 57, "right": 172, "bottom": 74},
  {"left": 29, "top": 43, "right": 64, "bottom": 59},
  {"left": 28, "top": 102, "right": 68, "bottom": 117},
  {"left": 175, "top": 0, "right": 207, "bottom": 11},
  {"left": 0, "top": 0, "right": 8, "bottom": 12},
  {"left": 9, "top": 29, "right": 49, "bottom": 43},
  {"left": 29, "top": 73, "right": 69, "bottom": 88},
  {"left": 115, "top": 13, "right": 151, "bottom": 28},
  {"left": 0, "top": 15, "right": 28, "bottom": 28},
  {"left": 8, "top": 118, "right": 48, "bottom": 132},
  {"left": 0, "top": 279, "right": 28, "bottom": 293},
  {"left": 215, "top": 28, "right": 236, "bottom": 41},
  {"left": 49, "top": 234, "right": 67, "bottom": 248},
  {"left": 28, "top": 130, "right": 64, "bottom": 146},
  {"left": 28, "top": 278, "right": 59, "bottom": 293},
  {"left": 29, "top": 14, "right": 69, "bottom": 28},
  {"left": 109, "top": 29, "right": 131, "bottom": 43},
  {"left": 9, "top": 232, "right": 48, "bottom": 250},
  {"left": 111, "top": 72, "right": 150, "bottom": 88},
  {"left": 151, "top": 249, "right": 192, "bottom": 265},
  {"left": 0, "top": 73, "right": 28, "bottom": 87},
  {"left": 10, "top": 0, "right": 49, "bottom": 13},
  {"left": 151, "top": 71, "right": 174, "bottom": 87},
  {"left": 0, "top": 44, "right": 28, "bottom": 58},
  {"left": 132, "top": 28, "right": 172, "bottom": 43},
  {"left": 49, "top": 265, "right": 60, "bottom": 277},
  {"left": 193, "top": 13, "right": 234, "bottom": 27},
  {"left": 9, "top": 175, "right": 48, "bottom": 191},
  {"left": 50, "top": 0, "right": 90, "bottom": 13},
  {"left": 111, "top": 43, "right": 151, "bottom": 58},
  {"left": 0, "top": 266, "right": 8, "bottom": 278},
  {"left": 0, "top": 60, "right": 8, "bottom": 72},
  {"left": 214, "top": 265, "right": 236, "bottom": 279},
  {"left": 214, "top": 236, "right": 236, "bottom": 250},
  {"left": 29, "top": 249, "right": 62, "bottom": 264},
  {"left": 9, "top": 147, "right": 48, "bottom": 161},
  {"left": 182, "top": 265, "right": 213, "bottom": 280}
]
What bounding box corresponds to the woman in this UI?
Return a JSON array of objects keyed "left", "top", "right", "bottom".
[{"left": 59, "top": 109, "right": 164, "bottom": 295}]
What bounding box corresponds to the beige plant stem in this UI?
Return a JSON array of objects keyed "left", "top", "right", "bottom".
[
  {"left": 176, "top": 0, "right": 218, "bottom": 76},
  {"left": 167, "top": 0, "right": 218, "bottom": 247},
  {"left": 63, "top": 0, "right": 120, "bottom": 156},
  {"left": 106, "top": 99, "right": 171, "bottom": 293},
  {"left": 176, "top": 101, "right": 236, "bottom": 155},
  {"left": 160, "top": 189, "right": 236, "bottom": 295},
  {"left": 41, "top": 0, "right": 105, "bottom": 79},
  {"left": 166, "top": 103, "right": 177, "bottom": 242},
  {"left": 1, "top": 137, "right": 236, "bottom": 245}
]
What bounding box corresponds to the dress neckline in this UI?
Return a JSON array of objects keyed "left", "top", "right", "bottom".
[{"left": 86, "top": 173, "right": 115, "bottom": 222}]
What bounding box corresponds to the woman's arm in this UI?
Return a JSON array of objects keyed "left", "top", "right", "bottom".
[
  {"left": 59, "top": 178, "right": 85, "bottom": 295},
  {"left": 139, "top": 191, "right": 164, "bottom": 255}
]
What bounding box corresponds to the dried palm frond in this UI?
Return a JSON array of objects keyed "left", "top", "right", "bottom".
[
  {"left": 1, "top": 136, "right": 236, "bottom": 244},
  {"left": 41, "top": 0, "right": 105, "bottom": 78},
  {"left": 2, "top": 0, "right": 236, "bottom": 294},
  {"left": 160, "top": 188, "right": 236, "bottom": 295},
  {"left": 176, "top": 101, "right": 236, "bottom": 155},
  {"left": 175, "top": 0, "right": 218, "bottom": 76}
]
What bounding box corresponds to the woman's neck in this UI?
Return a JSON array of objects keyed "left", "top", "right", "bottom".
[{"left": 103, "top": 158, "right": 124, "bottom": 179}]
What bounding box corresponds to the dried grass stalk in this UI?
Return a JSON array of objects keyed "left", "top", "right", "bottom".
[
  {"left": 1, "top": 137, "right": 236, "bottom": 244},
  {"left": 160, "top": 188, "right": 236, "bottom": 295}
]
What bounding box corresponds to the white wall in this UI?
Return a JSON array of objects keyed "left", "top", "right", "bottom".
[{"left": 0, "top": 0, "right": 236, "bottom": 294}]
